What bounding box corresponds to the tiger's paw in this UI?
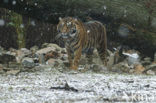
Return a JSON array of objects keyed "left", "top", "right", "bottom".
[{"left": 70, "top": 65, "right": 78, "bottom": 70}]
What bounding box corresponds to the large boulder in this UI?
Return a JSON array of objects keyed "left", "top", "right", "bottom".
[
  {"left": 0, "top": 52, "right": 16, "bottom": 64},
  {"left": 22, "top": 57, "right": 35, "bottom": 68},
  {"left": 16, "top": 48, "right": 32, "bottom": 63}
]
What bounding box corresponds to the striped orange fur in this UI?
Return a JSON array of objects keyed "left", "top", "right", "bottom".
[{"left": 57, "top": 17, "right": 107, "bottom": 70}]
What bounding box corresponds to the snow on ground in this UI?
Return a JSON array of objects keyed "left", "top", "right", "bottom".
[{"left": 0, "top": 65, "right": 156, "bottom": 103}]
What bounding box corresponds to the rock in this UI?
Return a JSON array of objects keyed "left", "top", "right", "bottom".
[
  {"left": 107, "top": 49, "right": 125, "bottom": 68},
  {"left": 54, "top": 60, "right": 63, "bottom": 67},
  {"left": 41, "top": 43, "right": 62, "bottom": 51},
  {"left": 6, "top": 70, "right": 20, "bottom": 75},
  {"left": 0, "top": 46, "right": 4, "bottom": 51},
  {"left": 41, "top": 43, "right": 49, "bottom": 48},
  {"left": 90, "top": 64, "right": 99, "bottom": 71},
  {"left": 60, "top": 54, "right": 68, "bottom": 61},
  {"left": 0, "top": 52, "right": 16, "bottom": 64},
  {"left": 47, "top": 43, "right": 63, "bottom": 52},
  {"left": 38, "top": 54, "right": 46, "bottom": 64},
  {"left": 129, "top": 69, "right": 135, "bottom": 73},
  {"left": 0, "top": 46, "right": 4, "bottom": 55},
  {"left": 21, "top": 48, "right": 32, "bottom": 55},
  {"left": 8, "top": 62, "right": 21, "bottom": 68},
  {"left": 93, "top": 49, "right": 99, "bottom": 58},
  {"left": 152, "top": 61, "right": 156, "bottom": 64},
  {"left": 107, "top": 53, "right": 115, "bottom": 68},
  {"left": 63, "top": 62, "right": 70, "bottom": 67},
  {"left": 146, "top": 70, "right": 155, "bottom": 75},
  {"left": 9, "top": 48, "right": 17, "bottom": 52},
  {"left": 133, "top": 64, "right": 145, "bottom": 74},
  {"left": 47, "top": 59, "right": 55, "bottom": 65},
  {"left": 111, "top": 61, "right": 131, "bottom": 73},
  {"left": 36, "top": 45, "right": 62, "bottom": 64},
  {"left": 79, "top": 58, "right": 87, "bottom": 65},
  {"left": 90, "top": 64, "right": 107, "bottom": 72},
  {"left": 154, "top": 53, "right": 156, "bottom": 62},
  {"left": 16, "top": 48, "right": 32, "bottom": 63},
  {"left": 122, "top": 52, "right": 140, "bottom": 65},
  {"left": 36, "top": 47, "right": 56, "bottom": 64},
  {"left": 0, "top": 64, "right": 3, "bottom": 70},
  {"left": 141, "top": 57, "right": 152, "bottom": 66},
  {"left": 9, "top": 48, "right": 17, "bottom": 56},
  {"left": 45, "top": 51, "right": 60, "bottom": 60},
  {"left": 33, "top": 57, "right": 39, "bottom": 63},
  {"left": 61, "top": 48, "right": 67, "bottom": 54},
  {"left": 145, "top": 64, "right": 156, "bottom": 72},
  {"left": 22, "top": 57, "right": 35, "bottom": 68},
  {"left": 144, "top": 57, "right": 151, "bottom": 62},
  {"left": 30, "top": 46, "right": 39, "bottom": 54},
  {"left": 36, "top": 47, "right": 56, "bottom": 55},
  {"left": 47, "top": 59, "right": 62, "bottom": 67}
]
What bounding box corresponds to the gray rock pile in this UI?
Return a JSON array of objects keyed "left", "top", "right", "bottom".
[{"left": 0, "top": 43, "right": 156, "bottom": 75}]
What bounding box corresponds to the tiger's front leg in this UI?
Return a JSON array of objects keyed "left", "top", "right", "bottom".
[
  {"left": 66, "top": 48, "right": 73, "bottom": 68},
  {"left": 72, "top": 46, "right": 82, "bottom": 70}
]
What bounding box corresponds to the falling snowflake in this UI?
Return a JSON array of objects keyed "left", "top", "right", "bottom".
[
  {"left": 31, "top": 21, "right": 36, "bottom": 26},
  {"left": 20, "top": 24, "right": 24, "bottom": 28},
  {"left": 12, "top": 0, "right": 16, "bottom": 5},
  {"left": 103, "top": 6, "right": 107, "bottom": 10},
  {"left": 87, "top": 30, "right": 90, "bottom": 33},
  {"left": 0, "top": 19, "right": 5, "bottom": 26},
  {"left": 118, "top": 25, "right": 129, "bottom": 37},
  {"left": 24, "top": 7, "right": 27, "bottom": 10},
  {"left": 34, "top": 3, "right": 38, "bottom": 6},
  {"left": 151, "top": 18, "right": 156, "bottom": 29}
]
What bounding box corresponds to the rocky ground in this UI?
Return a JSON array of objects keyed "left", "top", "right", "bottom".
[{"left": 0, "top": 43, "right": 156, "bottom": 103}]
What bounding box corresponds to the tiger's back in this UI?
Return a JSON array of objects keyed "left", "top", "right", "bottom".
[{"left": 84, "top": 21, "right": 107, "bottom": 49}]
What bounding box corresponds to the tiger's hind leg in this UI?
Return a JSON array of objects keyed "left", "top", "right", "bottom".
[
  {"left": 97, "top": 42, "right": 107, "bottom": 66},
  {"left": 97, "top": 47, "right": 107, "bottom": 66},
  {"left": 85, "top": 48, "right": 94, "bottom": 64},
  {"left": 97, "top": 26, "right": 107, "bottom": 66}
]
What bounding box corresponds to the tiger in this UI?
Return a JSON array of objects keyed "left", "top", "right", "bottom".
[{"left": 57, "top": 17, "right": 107, "bottom": 70}]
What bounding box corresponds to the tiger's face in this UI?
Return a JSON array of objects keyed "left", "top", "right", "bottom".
[{"left": 57, "top": 17, "right": 78, "bottom": 40}]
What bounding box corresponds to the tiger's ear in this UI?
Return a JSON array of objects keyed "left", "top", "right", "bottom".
[{"left": 59, "top": 17, "right": 62, "bottom": 21}]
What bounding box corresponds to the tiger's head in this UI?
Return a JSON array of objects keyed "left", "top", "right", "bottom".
[{"left": 57, "top": 17, "right": 78, "bottom": 40}]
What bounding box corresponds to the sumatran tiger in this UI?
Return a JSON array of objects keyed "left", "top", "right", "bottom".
[{"left": 57, "top": 17, "right": 107, "bottom": 70}]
